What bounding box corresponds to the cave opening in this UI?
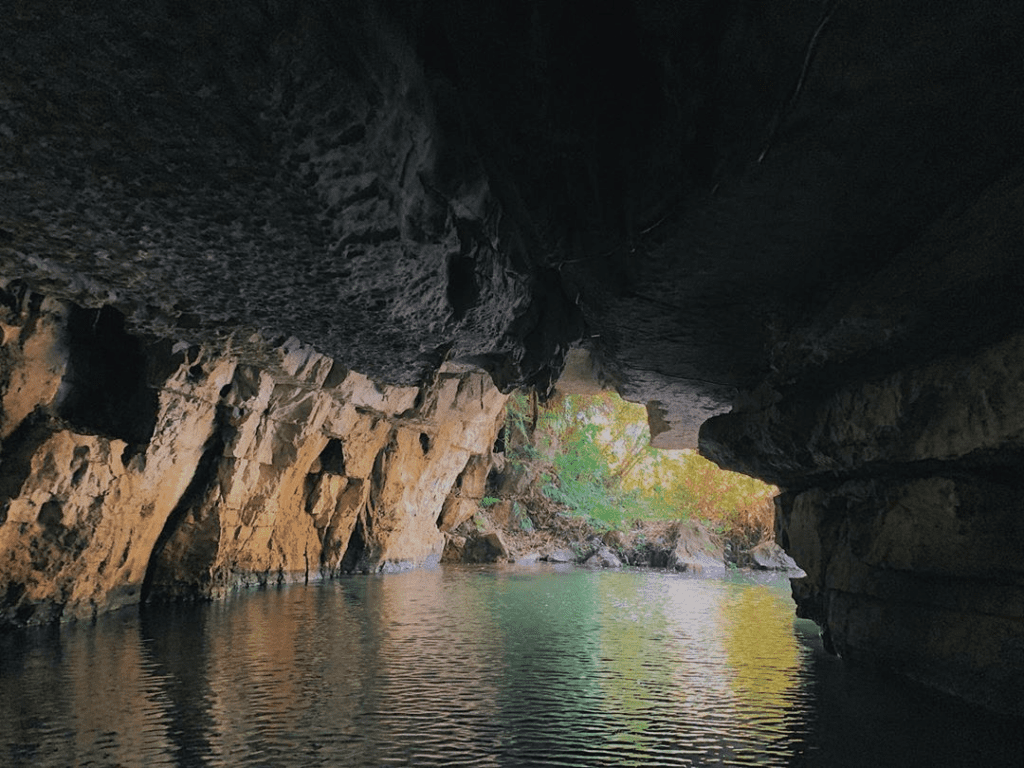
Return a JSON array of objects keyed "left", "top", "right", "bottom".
[
  {"left": 492, "top": 390, "right": 776, "bottom": 542},
  {"left": 340, "top": 518, "right": 367, "bottom": 574},
  {"left": 318, "top": 438, "right": 347, "bottom": 475},
  {"left": 57, "top": 306, "right": 159, "bottom": 454}
]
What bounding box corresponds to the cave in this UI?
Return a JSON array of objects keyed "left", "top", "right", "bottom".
[
  {"left": 339, "top": 517, "right": 368, "bottom": 575},
  {"left": 0, "top": 0, "right": 1021, "bottom": 727},
  {"left": 57, "top": 305, "right": 160, "bottom": 452},
  {"left": 317, "top": 438, "right": 348, "bottom": 476}
]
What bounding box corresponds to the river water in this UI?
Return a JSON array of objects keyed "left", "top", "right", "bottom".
[{"left": 1, "top": 565, "right": 1020, "bottom": 767}]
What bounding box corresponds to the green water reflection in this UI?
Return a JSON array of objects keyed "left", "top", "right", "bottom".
[{"left": 1, "top": 566, "right": 1021, "bottom": 767}]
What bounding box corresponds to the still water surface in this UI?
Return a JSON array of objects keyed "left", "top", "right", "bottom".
[{"left": 1, "top": 565, "right": 1021, "bottom": 767}]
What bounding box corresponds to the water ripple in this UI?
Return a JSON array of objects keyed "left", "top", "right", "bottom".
[{"left": 1, "top": 568, "right": 1021, "bottom": 767}]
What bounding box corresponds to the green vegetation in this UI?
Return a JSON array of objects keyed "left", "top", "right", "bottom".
[
  {"left": 511, "top": 500, "right": 534, "bottom": 531},
  {"left": 501, "top": 390, "right": 776, "bottom": 539}
]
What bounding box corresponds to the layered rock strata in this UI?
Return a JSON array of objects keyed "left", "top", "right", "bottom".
[
  {"left": 701, "top": 189, "right": 1024, "bottom": 715},
  {"left": 0, "top": 284, "right": 506, "bottom": 624},
  {"left": 705, "top": 345, "right": 1024, "bottom": 716}
]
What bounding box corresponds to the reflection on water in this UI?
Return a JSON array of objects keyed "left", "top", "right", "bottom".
[{"left": 1, "top": 566, "right": 1021, "bottom": 767}]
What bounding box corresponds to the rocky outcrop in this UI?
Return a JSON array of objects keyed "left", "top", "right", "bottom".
[
  {"left": 745, "top": 541, "right": 799, "bottom": 572},
  {"left": 584, "top": 547, "right": 622, "bottom": 569},
  {"left": 776, "top": 478, "right": 1022, "bottom": 711},
  {"left": 665, "top": 521, "right": 727, "bottom": 576},
  {"left": 700, "top": 198, "right": 1024, "bottom": 715},
  {"left": 144, "top": 359, "right": 506, "bottom": 600},
  {"left": 0, "top": 285, "right": 506, "bottom": 624}
]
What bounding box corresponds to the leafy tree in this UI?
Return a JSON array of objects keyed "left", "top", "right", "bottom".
[{"left": 499, "top": 389, "right": 776, "bottom": 538}]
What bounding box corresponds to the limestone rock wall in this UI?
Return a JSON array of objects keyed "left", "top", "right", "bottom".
[
  {"left": 708, "top": 364, "right": 1024, "bottom": 712},
  {"left": 703, "top": 340, "right": 1024, "bottom": 716},
  {"left": 700, "top": 204, "right": 1024, "bottom": 716},
  {"left": 0, "top": 285, "right": 506, "bottom": 625},
  {"left": 777, "top": 476, "right": 1023, "bottom": 714}
]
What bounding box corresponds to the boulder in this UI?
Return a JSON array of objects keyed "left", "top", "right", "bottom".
[
  {"left": 667, "top": 521, "right": 725, "bottom": 576},
  {"left": 584, "top": 547, "right": 622, "bottom": 569},
  {"left": 442, "top": 529, "right": 510, "bottom": 564},
  {"left": 545, "top": 548, "right": 578, "bottom": 564},
  {"left": 748, "top": 541, "right": 801, "bottom": 572}
]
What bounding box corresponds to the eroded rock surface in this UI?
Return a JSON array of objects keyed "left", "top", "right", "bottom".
[
  {"left": 700, "top": 202, "right": 1024, "bottom": 714},
  {"left": 0, "top": 285, "right": 505, "bottom": 623},
  {"left": 776, "top": 477, "right": 1023, "bottom": 716}
]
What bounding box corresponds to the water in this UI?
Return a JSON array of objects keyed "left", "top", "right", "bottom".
[{"left": 1, "top": 565, "right": 1020, "bottom": 767}]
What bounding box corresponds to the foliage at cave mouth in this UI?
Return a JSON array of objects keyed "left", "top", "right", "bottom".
[{"left": 492, "top": 390, "right": 776, "bottom": 542}]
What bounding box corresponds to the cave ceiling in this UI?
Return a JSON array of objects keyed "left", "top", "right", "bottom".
[{"left": 2, "top": 0, "right": 1021, "bottom": 448}]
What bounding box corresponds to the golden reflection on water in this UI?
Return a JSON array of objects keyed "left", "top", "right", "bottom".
[
  {"left": 0, "top": 617, "right": 183, "bottom": 766},
  {"left": 3, "top": 568, "right": 1020, "bottom": 768},
  {"left": 366, "top": 569, "right": 504, "bottom": 735},
  {"left": 719, "top": 581, "right": 802, "bottom": 709},
  {"left": 66, "top": 620, "right": 175, "bottom": 766},
  {"left": 594, "top": 573, "right": 669, "bottom": 734},
  {"left": 204, "top": 593, "right": 309, "bottom": 761},
  {"left": 592, "top": 572, "right": 804, "bottom": 761}
]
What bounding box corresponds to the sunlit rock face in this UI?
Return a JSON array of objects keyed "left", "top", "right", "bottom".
[
  {"left": 0, "top": 286, "right": 505, "bottom": 623},
  {"left": 1, "top": 0, "right": 1022, "bottom": 715}
]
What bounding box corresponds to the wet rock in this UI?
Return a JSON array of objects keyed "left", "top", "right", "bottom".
[
  {"left": 0, "top": 292, "right": 507, "bottom": 622},
  {"left": 442, "top": 528, "right": 510, "bottom": 564},
  {"left": 667, "top": 521, "right": 725, "bottom": 576},
  {"left": 747, "top": 541, "right": 800, "bottom": 572},
  {"left": 145, "top": 361, "right": 507, "bottom": 598},
  {"left": 706, "top": 326, "right": 1024, "bottom": 714},
  {"left": 544, "top": 548, "right": 577, "bottom": 564},
  {"left": 776, "top": 475, "right": 1024, "bottom": 715},
  {"left": 584, "top": 547, "right": 622, "bottom": 569},
  {"left": 0, "top": 291, "right": 234, "bottom": 622}
]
